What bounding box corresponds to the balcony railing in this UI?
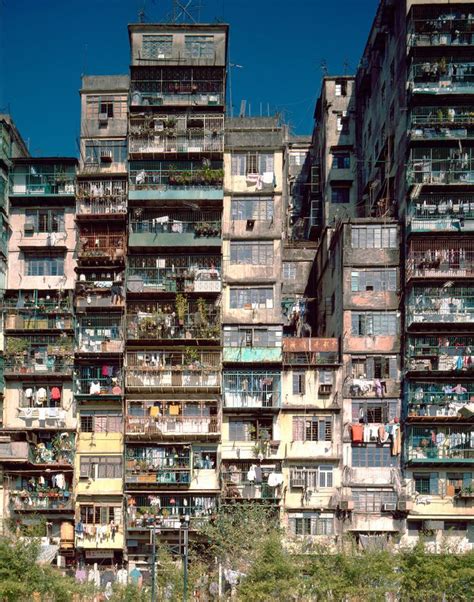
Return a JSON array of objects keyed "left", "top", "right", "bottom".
[
  {"left": 130, "top": 81, "right": 224, "bottom": 107},
  {"left": 78, "top": 234, "right": 126, "bottom": 263},
  {"left": 407, "top": 239, "right": 474, "bottom": 279},
  {"left": 129, "top": 114, "right": 224, "bottom": 154},
  {"left": 408, "top": 160, "right": 474, "bottom": 185},
  {"left": 127, "top": 255, "right": 221, "bottom": 294},
  {"left": 407, "top": 382, "right": 474, "bottom": 418},
  {"left": 129, "top": 212, "right": 221, "bottom": 246},
  {"left": 129, "top": 166, "right": 224, "bottom": 191},
  {"left": 127, "top": 300, "right": 220, "bottom": 341},
  {"left": 74, "top": 368, "right": 123, "bottom": 396},
  {"left": 4, "top": 314, "right": 73, "bottom": 331},
  {"left": 126, "top": 415, "right": 219, "bottom": 437},
  {"left": 10, "top": 164, "right": 76, "bottom": 196},
  {"left": 76, "top": 316, "right": 124, "bottom": 354},
  {"left": 408, "top": 17, "right": 474, "bottom": 47},
  {"left": 1, "top": 294, "right": 72, "bottom": 314},
  {"left": 127, "top": 494, "right": 217, "bottom": 529},
  {"left": 282, "top": 338, "right": 339, "bottom": 365},
  {"left": 76, "top": 179, "right": 127, "bottom": 217},
  {"left": 126, "top": 351, "right": 220, "bottom": 392},
  {"left": 223, "top": 371, "right": 281, "bottom": 409},
  {"left": 10, "top": 490, "right": 73, "bottom": 512},
  {"left": 406, "top": 336, "right": 474, "bottom": 372},
  {"left": 409, "top": 62, "right": 474, "bottom": 94},
  {"left": 408, "top": 193, "right": 474, "bottom": 232},
  {"left": 126, "top": 448, "right": 191, "bottom": 485},
  {"left": 4, "top": 335, "right": 74, "bottom": 377},
  {"left": 406, "top": 427, "right": 474, "bottom": 462},
  {"left": 0, "top": 441, "right": 29, "bottom": 462},
  {"left": 407, "top": 287, "right": 474, "bottom": 325},
  {"left": 221, "top": 465, "right": 282, "bottom": 500}
]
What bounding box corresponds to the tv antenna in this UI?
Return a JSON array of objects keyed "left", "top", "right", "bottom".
[
  {"left": 138, "top": 0, "right": 157, "bottom": 23},
  {"left": 169, "top": 0, "right": 203, "bottom": 23}
]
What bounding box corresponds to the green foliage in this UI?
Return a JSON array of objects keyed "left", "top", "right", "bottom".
[
  {"left": 109, "top": 583, "right": 150, "bottom": 602},
  {"left": 0, "top": 536, "right": 91, "bottom": 601}
]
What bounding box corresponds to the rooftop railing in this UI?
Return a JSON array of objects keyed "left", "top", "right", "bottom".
[{"left": 10, "top": 165, "right": 76, "bottom": 196}]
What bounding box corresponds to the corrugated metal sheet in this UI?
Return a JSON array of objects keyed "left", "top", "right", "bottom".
[{"left": 282, "top": 338, "right": 338, "bottom": 353}]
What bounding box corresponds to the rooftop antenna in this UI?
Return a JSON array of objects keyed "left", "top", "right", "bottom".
[
  {"left": 171, "top": 0, "right": 202, "bottom": 23},
  {"left": 343, "top": 58, "right": 350, "bottom": 76},
  {"left": 239, "top": 100, "right": 247, "bottom": 118},
  {"left": 320, "top": 59, "right": 328, "bottom": 77}
]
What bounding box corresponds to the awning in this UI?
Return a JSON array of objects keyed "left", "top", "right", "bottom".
[{"left": 37, "top": 544, "right": 59, "bottom": 565}]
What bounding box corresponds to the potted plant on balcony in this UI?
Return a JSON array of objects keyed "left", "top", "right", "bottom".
[{"left": 176, "top": 294, "right": 187, "bottom": 326}]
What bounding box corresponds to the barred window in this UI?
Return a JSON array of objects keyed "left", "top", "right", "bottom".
[
  {"left": 229, "top": 287, "right": 273, "bottom": 309},
  {"left": 351, "top": 312, "right": 398, "bottom": 336},
  {"left": 351, "top": 225, "right": 397, "bottom": 249},
  {"left": 292, "top": 416, "right": 332, "bottom": 442},
  {"left": 142, "top": 35, "right": 173, "bottom": 59},
  {"left": 25, "top": 254, "right": 64, "bottom": 277},
  {"left": 79, "top": 456, "right": 123, "bottom": 479},
  {"left": 25, "top": 209, "right": 64, "bottom": 233},
  {"left": 230, "top": 242, "right": 273, "bottom": 265},
  {"left": 352, "top": 489, "right": 397, "bottom": 512},
  {"left": 80, "top": 414, "right": 123, "bottom": 433},
  {"left": 184, "top": 35, "right": 214, "bottom": 59},
  {"left": 351, "top": 445, "right": 398, "bottom": 468},
  {"left": 231, "top": 198, "right": 273, "bottom": 221},
  {"left": 351, "top": 269, "right": 397, "bottom": 292},
  {"left": 289, "top": 513, "right": 334, "bottom": 536}
]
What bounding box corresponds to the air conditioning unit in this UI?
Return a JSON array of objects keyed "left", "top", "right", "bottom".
[
  {"left": 397, "top": 500, "right": 413, "bottom": 512},
  {"left": 381, "top": 502, "right": 397, "bottom": 512},
  {"left": 319, "top": 384, "right": 333, "bottom": 395},
  {"left": 339, "top": 499, "right": 354, "bottom": 511},
  {"left": 98, "top": 113, "right": 108, "bottom": 124},
  {"left": 100, "top": 150, "right": 113, "bottom": 162},
  {"left": 24, "top": 222, "right": 35, "bottom": 235}
]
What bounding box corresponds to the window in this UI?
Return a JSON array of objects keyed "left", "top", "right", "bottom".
[
  {"left": 231, "top": 153, "right": 274, "bottom": 176},
  {"left": 25, "top": 209, "right": 64, "bottom": 234},
  {"left": 289, "top": 152, "right": 307, "bottom": 167},
  {"left": 184, "top": 35, "right": 214, "bottom": 58},
  {"left": 319, "top": 465, "right": 334, "bottom": 488},
  {"left": 289, "top": 513, "right": 334, "bottom": 536},
  {"left": 351, "top": 269, "right": 397, "bottom": 292},
  {"left": 80, "top": 414, "right": 123, "bottom": 433},
  {"left": 99, "top": 102, "right": 113, "bottom": 118},
  {"left": 283, "top": 262, "right": 297, "bottom": 280},
  {"left": 142, "top": 34, "right": 173, "bottom": 59},
  {"left": 86, "top": 96, "right": 127, "bottom": 120},
  {"left": 223, "top": 326, "right": 280, "bottom": 348},
  {"left": 335, "top": 79, "right": 347, "bottom": 96},
  {"left": 293, "top": 416, "right": 332, "bottom": 442},
  {"left": 292, "top": 372, "right": 305, "bottom": 395},
  {"left": 351, "top": 225, "right": 397, "bottom": 249},
  {"left": 350, "top": 356, "right": 398, "bottom": 380},
  {"left": 331, "top": 186, "right": 350, "bottom": 204},
  {"left": 84, "top": 140, "right": 127, "bottom": 165},
  {"left": 228, "top": 419, "right": 272, "bottom": 441},
  {"left": 351, "top": 312, "right": 398, "bottom": 336},
  {"left": 318, "top": 370, "right": 333, "bottom": 385},
  {"left": 414, "top": 472, "right": 439, "bottom": 495},
  {"left": 25, "top": 255, "right": 64, "bottom": 277},
  {"left": 336, "top": 114, "right": 350, "bottom": 134},
  {"left": 447, "top": 472, "right": 472, "bottom": 494},
  {"left": 332, "top": 153, "right": 350, "bottom": 169},
  {"left": 230, "top": 242, "right": 274, "bottom": 265},
  {"left": 352, "top": 400, "right": 399, "bottom": 424},
  {"left": 80, "top": 504, "right": 122, "bottom": 526},
  {"left": 231, "top": 198, "right": 273, "bottom": 221},
  {"left": 352, "top": 445, "right": 398, "bottom": 468},
  {"left": 229, "top": 287, "right": 273, "bottom": 309},
  {"left": 352, "top": 489, "right": 397, "bottom": 512},
  {"left": 290, "top": 466, "right": 319, "bottom": 489},
  {"left": 79, "top": 456, "right": 123, "bottom": 479}
]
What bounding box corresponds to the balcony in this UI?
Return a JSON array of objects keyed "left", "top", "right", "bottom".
[
  {"left": 221, "top": 463, "right": 282, "bottom": 501},
  {"left": 405, "top": 426, "right": 474, "bottom": 463},
  {"left": 129, "top": 211, "right": 221, "bottom": 248},
  {"left": 406, "top": 238, "right": 474, "bottom": 280},
  {"left": 406, "top": 382, "right": 474, "bottom": 419},
  {"left": 407, "top": 286, "right": 474, "bottom": 327},
  {"left": 282, "top": 338, "right": 339, "bottom": 365},
  {"left": 130, "top": 72, "right": 225, "bottom": 107},
  {"left": 223, "top": 371, "right": 281, "bottom": 409},
  {"left": 410, "top": 107, "right": 474, "bottom": 142},
  {"left": 345, "top": 377, "right": 400, "bottom": 399},
  {"left": 76, "top": 179, "right": 127, "bottom": 218},
  {"left": 4, "top": 313, "right": 73, "bottom": 332},
  {"left": 406, "top": 335, "right": 474, "bottom": 373},
  {"left": 223, "top": 347, "right": 282, "bottom": 363},
  {"left": 75, "top": 315, "right": 124, "bottom": 354},
  {"left": 10, "top": 160, "right": 76, "bottom": 197},
  {"left": 408, "top": 155, "right": 474, "bottom": 186},
  {"left": 129, "top": 114, "right": 224, "bottom": 159},
  {"left": 127, "top": 494, "right": 217, "bottom": 530},
  {"left": 128, "top": 164, "right": 223, "bottom": 201},
  {"left": 408, "top": 17, "right": 474, "bottom": 48},
  {"left": 10, "top": 490, "right": 73, "bottom": 512},
  {"left": 4, "top": 336, "right": 74, "bottom": 378},
  {"left": 409, "top": 62, "right": 474, "bottom": 95},
  {"left": 126, "top": 350, "right": 220, "bottom": 392},
  {"left": 74, "top": 365, "right": 122, "bottom": 397},
  {"left": 127, "top": 299, "right": 220, "bottom": 342},
  {"left": 29, "top": 434, "right": 75, "bottom": 466},
  {"left": 77, "top": 232, "right": 126, "bottom": 265},
  {"left": 408, "top": 193, "right": 474, "bottom": 232},
  {"left": 127, "top": 255, "right": 221, "bottom": 294},
  {"left": 125, "top": 447, "right": 192, "bottom": 486},
  {"left": 126, "top": 400, "right": 220, "bottom": 439},
  {"left": 16, "top": 385, "right": 68, "bottom": 425}
]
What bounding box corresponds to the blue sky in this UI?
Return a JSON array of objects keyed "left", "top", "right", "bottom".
[{"left": 0, "top": 0, "right": 379, "bottom": 156}]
